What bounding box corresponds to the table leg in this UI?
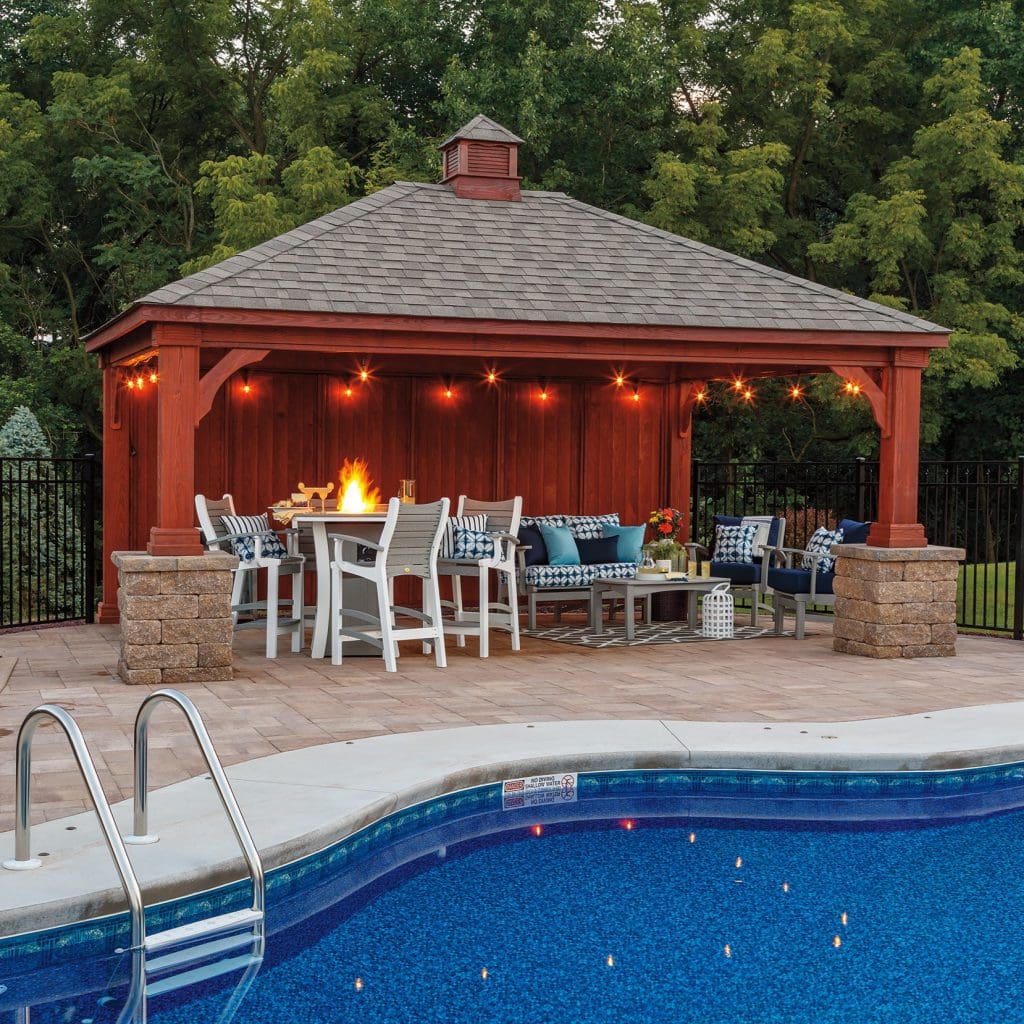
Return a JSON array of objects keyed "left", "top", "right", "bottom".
[
  {"left": 310, "top": 522, "right": 331, "bottom": 659},
  {"left": 590, "top": 587, "right": 604, "bottom": 634},
  {"left": 687, "top": 590, "right": 699, "bottom": 629},
  {"left": 625, "top": 595, "right": 636, "bottom": 641}
]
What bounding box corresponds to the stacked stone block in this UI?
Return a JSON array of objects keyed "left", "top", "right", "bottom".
[
  {"left": 112, "top": 551, "right": 238, "bottom": 684},
  {"left": 832, "top": 544, "right": 965, "bottom": 659}
]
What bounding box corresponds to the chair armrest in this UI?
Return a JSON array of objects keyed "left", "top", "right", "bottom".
[
  {"left": 684, "top": 542, "right": 710, "bottom": 559},
  {"left": 330, "top": 534, "right": 383, "bottom": 551},
  {"left": 515, "top": 545, "right": 531, "bottom": 573},
  {"left": 765, "top": 545, "right": 793, "bottom": 568}
]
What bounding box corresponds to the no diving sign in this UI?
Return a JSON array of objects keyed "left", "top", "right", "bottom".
[{"left": 502, "top": 772, "right": 578, "bottom": 810}]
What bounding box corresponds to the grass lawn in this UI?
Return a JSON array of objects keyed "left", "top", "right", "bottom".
[{"left": 959, "top": 562, "right": 1016, "bottom": 632}]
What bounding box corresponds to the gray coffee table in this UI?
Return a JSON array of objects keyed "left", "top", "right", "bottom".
[{"left": 590, "top": 576, "right": 731, "bottom": 640}]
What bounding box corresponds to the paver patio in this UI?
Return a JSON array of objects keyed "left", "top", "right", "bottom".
[{"left": 2, "top": 619, "right": 1023, "bottom": 832}]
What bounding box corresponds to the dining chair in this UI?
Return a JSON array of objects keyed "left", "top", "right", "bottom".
[
  {"left": 194, "top": 493, "right": 304, "bottom": 658},
  {"left": 328, "top": 497, "right": 449, "bottom": 671},
  {"left": 437, "top": 495, "right": 523, "bottom": 658}
]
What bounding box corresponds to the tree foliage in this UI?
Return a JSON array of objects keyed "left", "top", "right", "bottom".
[{"left": 1, "top": 0, "right": 1023, "bottom": 458}]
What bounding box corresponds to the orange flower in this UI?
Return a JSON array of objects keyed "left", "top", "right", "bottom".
[{"left": 658, "top": 522, "right": 673, "bottom": 535}]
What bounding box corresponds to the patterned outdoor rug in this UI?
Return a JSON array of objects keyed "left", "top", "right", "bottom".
[{"left": 522, "top": 620, "right": 802, "bottom": 648}]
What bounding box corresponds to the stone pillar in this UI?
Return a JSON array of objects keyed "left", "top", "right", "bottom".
[
  {"left": 112, "top": 551, "right": 238, "bottom": 684},
  {"left": 832, "top": 544, "right": 965, "bottom": 658}
]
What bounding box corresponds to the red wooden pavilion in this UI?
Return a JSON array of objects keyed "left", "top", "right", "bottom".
[{"left": 85, "top": 115, "right": 949, "bottom": 624}]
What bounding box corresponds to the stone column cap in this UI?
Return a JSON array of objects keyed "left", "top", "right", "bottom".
[
  {"left": 833, "top": 543, "right": 966, "bottom": 562},
  {"left": 112, "top": 550, "right": 239, "bottom": 572}
]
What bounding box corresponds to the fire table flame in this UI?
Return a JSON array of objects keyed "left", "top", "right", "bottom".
[{"left": 337, "top": 458, "right": 382, "bottom": 513}]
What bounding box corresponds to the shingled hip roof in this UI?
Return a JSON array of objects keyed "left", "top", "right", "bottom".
[{"left": 133, "top": 181, "right": 945, "bottom": 335}]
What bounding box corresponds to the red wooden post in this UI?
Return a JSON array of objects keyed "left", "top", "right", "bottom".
[
  {"left": 867, "top": 360, "right": 928, "bottom": 548},
  {"left": 97, "top": 362, "right": 130, "bottom": 623},
  {"left": 147, "top": 329, "right": 203, "bottom": 555},
  {"left": 673, "top": 382, "right": 704, "bottom": 543}
]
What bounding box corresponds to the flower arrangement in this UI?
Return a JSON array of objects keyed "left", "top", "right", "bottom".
[{"left": 647, "top": 506, "right": 684, "bottom": 539}]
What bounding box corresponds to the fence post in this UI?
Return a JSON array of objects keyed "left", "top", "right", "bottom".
[
  {"left": 83, "top": 454, "right": 97, "bottom": 625},
  {"left": 691, "top": 457, "right": 702, "bottom": 544},
  {"left": 1015, "top": 455, "right": 1024, "bottom": 641},
  {"left": 855, "top": 456, "right": 867, "bottom": 523}
]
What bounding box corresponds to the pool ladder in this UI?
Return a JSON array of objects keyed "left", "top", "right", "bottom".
[{"left": 4, "top": 689, "right": 266, "bottom": 1018}]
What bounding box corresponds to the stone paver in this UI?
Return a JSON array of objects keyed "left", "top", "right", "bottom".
[{"left": 1, "top": 618, "right": 1023, "bottom": 831}]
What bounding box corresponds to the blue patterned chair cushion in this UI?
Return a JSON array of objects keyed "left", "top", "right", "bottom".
[
  {"left": 566, "top": 513, "right": 620, "bottom": 540},
  {"left": 441, "top": 514, "right": 487, "bottom": 558},
  {"left": 710, "top": 561, "right": 761, "bottom": 585},
  {"left": 220, "top": 514, "right": 289, "bottom": 562},
  {"left": 452, "top": 528, "right": 496, "bottom": 561},
  {"left": 524, "top": 561, "right": 637, "bottom": 588},
  {"left": 802, "top": 526, "right": 844, "bottom": 572},
  {"left": 714, "top": 523, "right": 758, "bottom": 564},
  {"left": 767, "top": 567, "right": 836, "bottom": 596},
  {"left": 520, "top": 515, "right": 567, "bottom": 529}
]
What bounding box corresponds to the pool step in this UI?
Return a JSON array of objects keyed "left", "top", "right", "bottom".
[
  {"left": 146, "top": 930, "right": 260, "bottom": 977},
  {"left": 146, "top": 952, "right": 262, "bottom": 998},
  {"left": 144, "top": 908, "right": 264, "bottom": 954}
]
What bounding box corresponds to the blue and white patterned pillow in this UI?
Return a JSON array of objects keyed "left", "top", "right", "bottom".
[
  {"left": 714, "top": 523, "right": 758, "bottom": 564},
  {"left": 441, "top": 514, "right": 487, "bottom": 557},
  {"left": 567, "top": 513, "right": 620, "bottom": 540},
  {"left": 452, "top": 528, "right": 496, "bottom": 560},
  {"left": 802, "top": 526, "right": 844, "bottom": 572},
  {"left": 220, "top": 513, "right": 289, "bottom": 562},
  {"left": 520, "top": 514, "right": 567, "bottom": 530}
]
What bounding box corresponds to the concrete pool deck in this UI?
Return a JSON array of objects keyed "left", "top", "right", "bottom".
[
  {"left": 2, "top": 619, "right": 1024, "bottom": 833},
  {"left": 5, "top": 704, "right": 1024, "bottom": 938}
]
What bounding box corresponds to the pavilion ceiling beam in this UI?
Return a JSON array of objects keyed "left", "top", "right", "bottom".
[{"left": 196, "top": 348, "right": 270, "bottom": 424}]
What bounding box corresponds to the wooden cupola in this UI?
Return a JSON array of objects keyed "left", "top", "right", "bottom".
[{"left": 439, "top": 114, "right": 524, "bottom": 202}]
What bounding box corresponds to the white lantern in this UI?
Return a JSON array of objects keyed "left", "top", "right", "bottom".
[{"left": 701, "top": 582, "right": 734, "bottom": 639}]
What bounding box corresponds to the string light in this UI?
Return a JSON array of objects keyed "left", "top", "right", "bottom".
[
  {"left": 844, "top": 380, "right": 862, "bottom": 396},
  {"left": 539, "top": 385, "right": 549, "bottom": 402},
  {"left": 358, "top": 366, "right": 370, "bottom": 383},
  {"left": 695, "top": 389, "right": 707, "bottom": 404},
  {"left": 442, "top": 376, "right": 455, "bottom": 399},
  {"left": 343, "top": 383, "right": 354, "bottom": 398},
  {"left": 742, "top": 387, "right": 755, "bottom": 402},
  {"left": 614, "top": 371, "right": 626, "bottom": 388},
  {"left": 125, "top": 376, "right": 136, "bottom": 390},
  {"left": 134, "top": 374, "right": 145, "bottom": 389},
  {"left": 732, "top": 378, "right": 745, "bottom": 392},
  {"left": 485, "top": 368, "right": 498, "bottom": 384},
  {"left": 631, "top": 386, "right": 641, "bottom": 403},
  {"left": 789, "top": 384, "right": 803, "bottom": 400}
]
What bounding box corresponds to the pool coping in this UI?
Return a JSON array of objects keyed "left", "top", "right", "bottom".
[{"left": 4, "top": 703, "right": 1024, "bottom": 939}]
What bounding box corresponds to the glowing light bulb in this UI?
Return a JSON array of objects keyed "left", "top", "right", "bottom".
[
  {"left": 481, "top": 968, "right": 489, "bottom": 980},
  {"left": 126, "top": 377, "right": 136, "bottom": 390},
  {"left": 606, "top": 955, "right": 615, "bottom": 967},
  {"left": 531, "top": 824, "right": 543, "bottom": 837},
  {"left": 695, "top": 390, "right": 707, "bottom": 403},
  {"left": 539, "top": 389, "right": 549, "bottom": 401},
  {"left": 789, "top": 385, "right": 802, "bottom": 399},
  {"left": 724, "top": 945, "right": 732, "bottom": 959},
  {"left": 614, "top": 373, "right": 626, "bottom": 387},
  {"left": 354, "top": 977, "right": 364, "bottom": 991},
  {"left": 242, "top": 383, "right": 252, "bottom": 395},
  {"left": 732, "top": 378, "right": 744, "bottom": 392},
  {"left": 135, "top": 375, "right": 145, "bottom": 389},
  {"left": 148, "top": 371, "right": 158, "bottom": 384},
  {"left": 444, "top": 387, "right": 454, "bottom": 399},
  {"left": 742, "top": 387, "right": 754, "bottom": 402},
  {"left": 344, "top": 386, "right": 353, "bottom": 398},
  {"left": 486, "top": 370, "right": 497, "bottom": 384},
  {"left": 689, "top": 832, "right": 696, "bottom": 843},
  {"left": 844, "top": 380, "right": 862, "bottom": 395},
  {"left": 631, "top": 388, "right": 640, "bottom": 403},
  {"left": 832, "top": 935, "right": 842, "bottom": 948},
  {"left": 359, "top": 367, "right": 370, "bottom": 382},
  {"left": 841, "top": 912, "right": 848, "bottom": 926}
]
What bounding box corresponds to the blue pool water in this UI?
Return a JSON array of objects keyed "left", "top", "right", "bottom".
[{"left": 5, "top": 768, "right": 1024, "bottom": 1023}]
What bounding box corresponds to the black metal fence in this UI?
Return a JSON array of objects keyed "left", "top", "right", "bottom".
[
  {"left": 0, "top": 456, "right": 100, "bottom": 628},
  {"left": 692, "top": 456, "right": 1024, "bottom": 637}
]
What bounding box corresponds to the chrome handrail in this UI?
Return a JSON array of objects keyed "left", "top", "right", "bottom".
[
  {"left": 124, "top": 689, "right": 265, "bottom": 918},
  {"left": 2, "top": 705, "right": 146, "bottom": 949}
]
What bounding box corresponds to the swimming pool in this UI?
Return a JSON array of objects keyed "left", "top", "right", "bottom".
[{"left": 5, "top": 764, "right": 1024, "bottom": 1023}]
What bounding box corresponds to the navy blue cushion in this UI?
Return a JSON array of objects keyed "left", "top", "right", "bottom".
[
  {"left": 713, "top": 514, "right": 743, "bottom": 530},
  {"left": 766, "top": 517, "right": 784, "bottom": 547},
  {"left": 575, "top": 536, "right": 619, "bottom": 565},
  {"left": 836, "top": 518, "right": 871, "bottom": 544},
  {"left": 518, "top": 524, "right": 548, "bottom": 566},
  {"left": 768, "top": 567, "right": 835, "bottom": 596},
  {"left": 711, "top": 561, "right": 761, "bottom": 585}
]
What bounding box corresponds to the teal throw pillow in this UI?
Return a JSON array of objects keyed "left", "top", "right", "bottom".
[
  {"left": 538, "top": 523, "right": 581, "bottom": 566},
  {"left": 601, "top": 524, "right": 646, "bottom": 564}
]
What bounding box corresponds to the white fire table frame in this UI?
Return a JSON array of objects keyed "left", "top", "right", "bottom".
[{"left": 283, "top": 512, "right": 389, "bottom": 659}]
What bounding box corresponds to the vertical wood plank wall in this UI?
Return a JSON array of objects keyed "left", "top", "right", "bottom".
[{"left": 125, "top": 371, "right": 681, "bottom": 540}]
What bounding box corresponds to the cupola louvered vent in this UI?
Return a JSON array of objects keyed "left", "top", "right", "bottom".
[{"left": 439, "top": 114, "right": 523, "bottom": 201}]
